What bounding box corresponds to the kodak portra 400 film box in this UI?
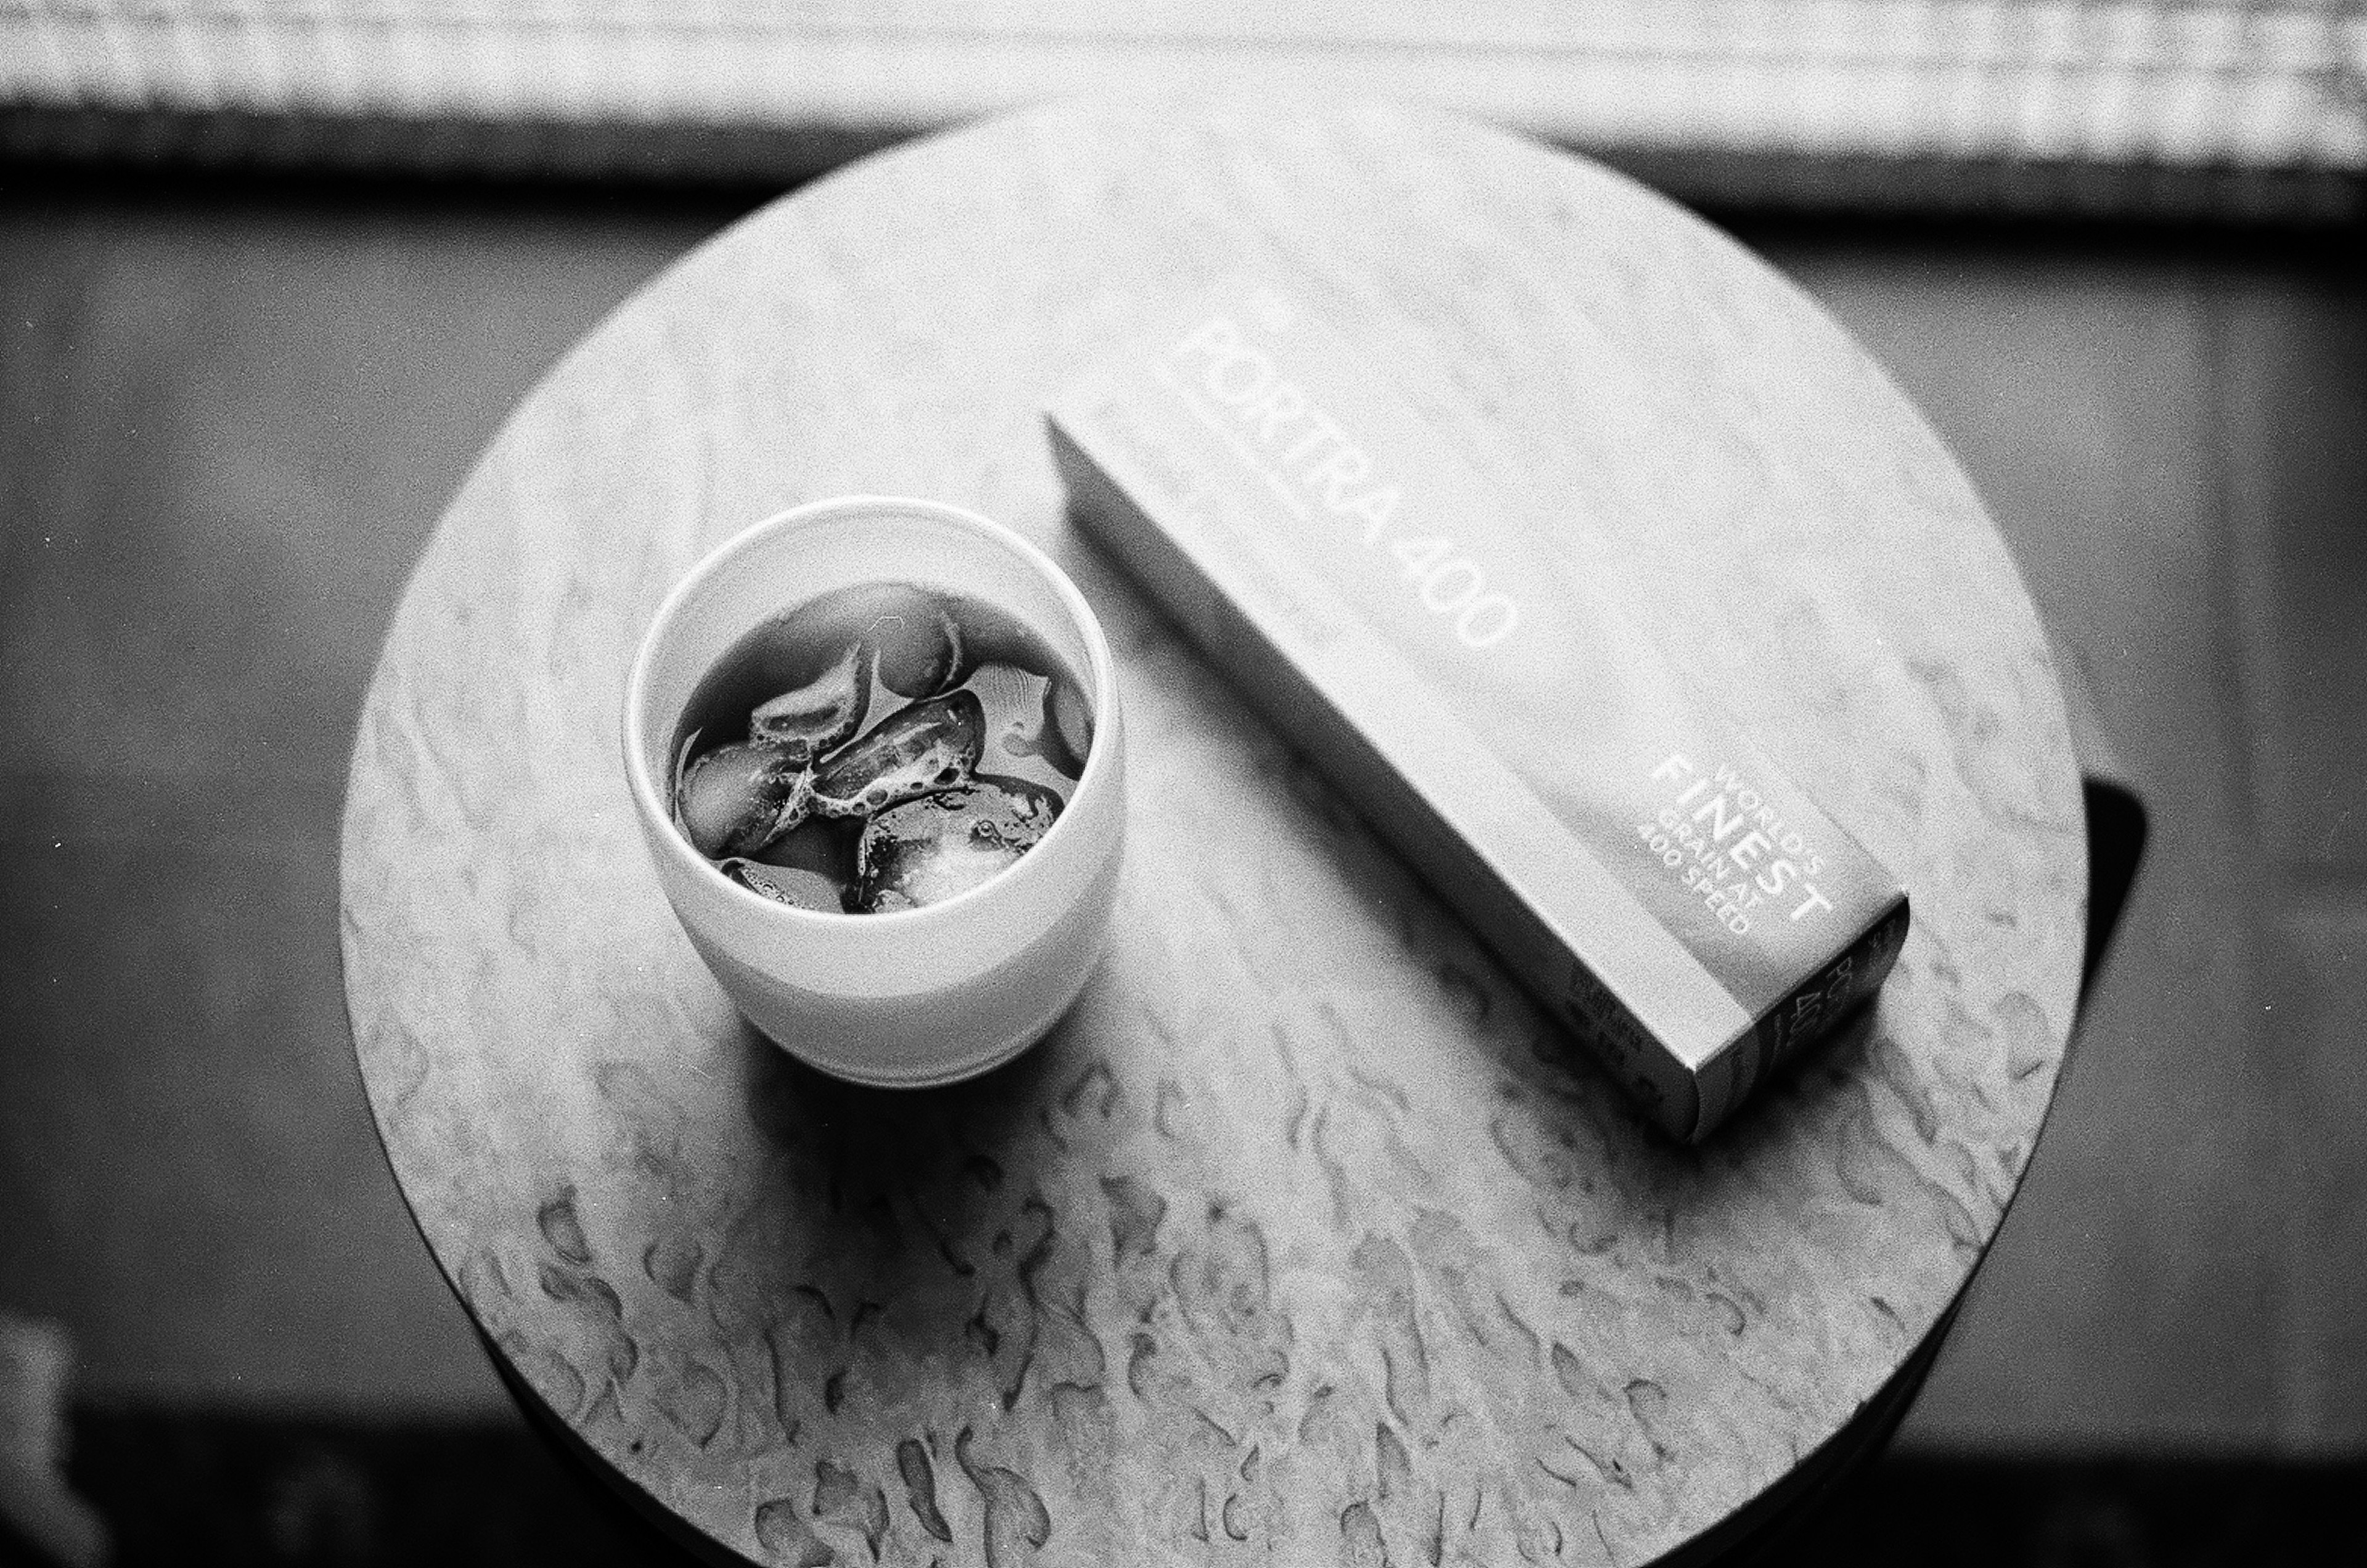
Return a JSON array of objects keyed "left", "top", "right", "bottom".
[{"left": 1046, "top": 274, "right": 1909, "bottom": 1141}]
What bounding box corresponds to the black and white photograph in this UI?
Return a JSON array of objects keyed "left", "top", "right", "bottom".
[{"left": 2, "top": 4, "right": 2361, "bottom": 1564}]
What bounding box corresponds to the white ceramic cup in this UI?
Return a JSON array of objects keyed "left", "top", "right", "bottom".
[{"left": 623, "top": 496, "right": 1126, "bottom": 1086}]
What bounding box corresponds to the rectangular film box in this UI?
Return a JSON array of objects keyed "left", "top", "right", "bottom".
[{"left": 1045, "top": 274, "right": 1909, "bottom": 1141}]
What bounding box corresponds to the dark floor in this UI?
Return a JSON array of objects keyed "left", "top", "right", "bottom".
[
  {"left": 34, "top": 1411, "right": 2366, "bottom": 1567},
  {"left": 0, "top": 166, "right": 2363, "bottom": 1463}
]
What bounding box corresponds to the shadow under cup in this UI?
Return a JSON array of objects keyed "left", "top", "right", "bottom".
[{"left": 623, "top": 497, "right": 1127, "bottom": 1087}]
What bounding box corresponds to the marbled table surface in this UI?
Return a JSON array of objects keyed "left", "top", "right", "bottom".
[{"left": 341, "top": 97, "right": 2085, "bottom": 1567}]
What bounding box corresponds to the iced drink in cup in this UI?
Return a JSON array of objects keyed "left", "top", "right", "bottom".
[{"left": 623, "top": 497, "right": 1126, "bottom": 1087}]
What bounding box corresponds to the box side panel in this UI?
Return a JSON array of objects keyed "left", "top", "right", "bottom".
[{"left": 1053, "top": 414, "right": 1706, "bottom": 1138}]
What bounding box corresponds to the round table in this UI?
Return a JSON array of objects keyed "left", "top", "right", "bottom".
[{"left": 342, "top": 97, "right": 2085, "bottom": 1567}]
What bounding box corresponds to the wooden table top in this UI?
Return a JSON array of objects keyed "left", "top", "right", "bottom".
[{"left": 341, "top": 97, "right": 2085, "bottom": 1567}]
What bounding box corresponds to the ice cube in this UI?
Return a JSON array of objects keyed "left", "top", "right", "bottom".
[
  {"left": 722, "top": 857, "right": 841, "bottom": 913},
  {"left": 804, "top": 584, "right": 965, "bottom": 699},
  {"left": 851, "top": 774, "right": 1065, "bottom": 912},
  {"left": 965, "top": 661, "right": 1074, "bottom": 796},
  {"left": 750, "top": 640, "right": 870, "bottom": 765},
  {"left": 809, "top": 689, "right": 984, "bottom": 817},
  {"left": 676, "top": 741, "right": 809, "bottom": 858},
  {"left": 873, "top": 598, "right": 965, "bottom": 698},
  {"left": 1045, "top": 677, "right": 1093, "bottom": 778}
]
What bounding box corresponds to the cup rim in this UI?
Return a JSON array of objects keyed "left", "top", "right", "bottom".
[{"left": 621, "top": 494, "right": 1121, "bottom": 928}]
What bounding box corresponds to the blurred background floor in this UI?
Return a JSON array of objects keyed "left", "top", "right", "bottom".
[{"left": 1, "top": 163, "right": 2362, "bottom": 1554}]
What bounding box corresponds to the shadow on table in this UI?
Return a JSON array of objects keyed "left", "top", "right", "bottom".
[{"left": 740, "top": 1018, "right": 1061, "bottom": 1211}]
